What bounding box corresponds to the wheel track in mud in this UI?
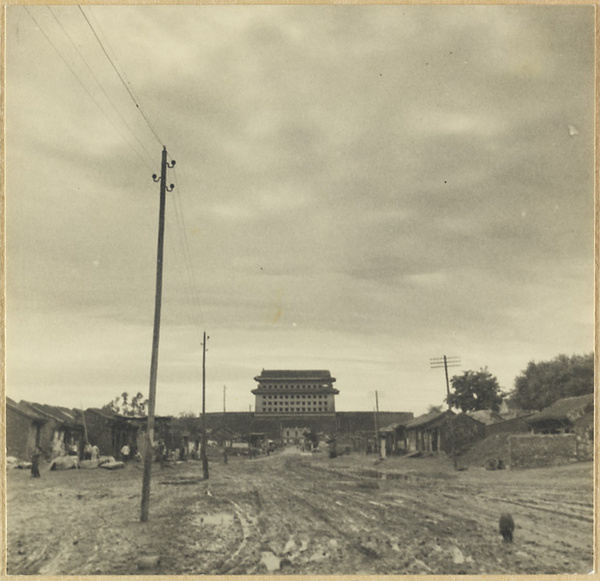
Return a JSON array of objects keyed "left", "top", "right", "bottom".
[
  {"left": 293, "top": 457, "right": 593, "bottom": 524},
  {"left": 195, "top": 457, "right": 404, "bottom": 574},
  {"left": 278, "top": 456, "right": 593, "bottom": 568}
]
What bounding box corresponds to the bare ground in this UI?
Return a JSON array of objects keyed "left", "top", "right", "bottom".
[{"left": 6, "top": 449, "right": 594, "bottom": 575}]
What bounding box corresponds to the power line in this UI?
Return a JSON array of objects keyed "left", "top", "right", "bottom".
[
  {"left": 78, "top": 5, "right": 165, "bottom": 147},
  {"left": 46, "top": 6, "right": 156, "bottom": 167},
  {"left": 171, "top": 166, "right": 206, "bottom": 327},
  {"left": 22, "top": 6, "right": 152, "bottom": 171}
]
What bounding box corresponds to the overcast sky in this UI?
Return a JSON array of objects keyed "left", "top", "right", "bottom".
[{"left": 6, "top": 5, "right": 595, "bottom": 417}]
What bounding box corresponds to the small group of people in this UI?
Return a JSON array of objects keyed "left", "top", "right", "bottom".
[
  {"left": 83, "top": 443, "right": 100, "bottom": 461},
  {"left": 32, "top": 440, "right": 103, "bottom": 478}
]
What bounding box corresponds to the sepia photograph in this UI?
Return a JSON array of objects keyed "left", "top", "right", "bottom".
[{"left": 4, "top": 4, "right": 596, "bottom": 575}]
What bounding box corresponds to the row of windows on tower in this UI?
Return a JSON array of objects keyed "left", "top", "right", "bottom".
[
  {"left": 260, "top": 384, "right": 328, "bottom": 390},
  {"left": 262, "top": 406, "right": 327, "bottom": 412},
  {"left": 262, "top": 394, "right": 328, "bottom": 400}
]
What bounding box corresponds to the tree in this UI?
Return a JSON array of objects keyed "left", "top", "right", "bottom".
[
  {"left": 427, "top": 404, "right": 445, "bottom": 414},
  {"left": 447, "top": 368, "right": 503, "bottom": 413},
  {"left": 509, "top": 353, "right": 594, "bottom": 411},
  {"left": 103, "top": 391, "right": 148, "bottom": 416}
]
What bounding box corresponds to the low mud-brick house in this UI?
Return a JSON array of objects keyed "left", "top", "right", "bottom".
[
  {"left": 526, "top": 393, "right": 594, "bottom": 435},
  {"left": 6, "top": 398, "right": 47, "bottom": 460},
  {"left": 378, "top": 416, "right": 415, "bottom": 456},
  {"left": 517, "top": 393, "right": 594, "bottom": 463},
  {"left": 82, "top": 408, "right": 146, "bottom": 458},
  {"left": 18, "top": 401, "right": 86, "bottom": 459},
  {"left": 406, "top": 410, "right": 485, "bottom": 455}
]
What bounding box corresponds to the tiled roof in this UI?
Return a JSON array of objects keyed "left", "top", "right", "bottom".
[
  {"left": 526, "top": 393, "right": 594, "bottom": 424},
  {"left": 379, "top": 418, "right": 415, "bottom": 432},
  {"left": 467, "top": 410, "right": 505, "bottom": 425},
  {"left": 405, "top": 410, "right": 449, "bottom": 429},
  {"left": 20, "top": 401, "right": 84, "bottom": 427},
  {"left": 255, "top": 370, "right": 335, "bottom": 381},
  {"left": 86, "top": 407, "right": 120, "bottom": 420},
  {"left": 6, "top": 398, "right": 47, "bottom": 422},
  {"left": 86, "top": 408, "right": 170, "bottom": 422}
]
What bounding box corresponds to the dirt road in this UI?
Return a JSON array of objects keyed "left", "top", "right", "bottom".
[{"left": 6, "top": 449, "right": 594, "bottom": 575}]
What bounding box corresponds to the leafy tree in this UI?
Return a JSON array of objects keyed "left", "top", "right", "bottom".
[
  {"left": 447, "top": 368, "right": 503, "bottom": 413},
  {"left": 509, "top": 353, "right": 594, "bottom": 411},
  {"left": 427, "top": 404, "right": 445, "bottom": 414},
  {"left": 103, "top": 391, "right": 148, "bottom": 416}
]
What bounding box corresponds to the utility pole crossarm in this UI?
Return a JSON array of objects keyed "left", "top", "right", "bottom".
[{"left": 430, "top": 355, "right": 461, "bottom": 401}]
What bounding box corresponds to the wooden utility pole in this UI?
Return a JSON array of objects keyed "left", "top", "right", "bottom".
[
  {"left": 430, "top": 355, "right": 461, "bottom": 469},
  {"left": 374, "top": 390, "right": 381, "bottom": 458},
  {"left": 80, "top": 407, "right": 89, "bottom": 445},
  {"left": 141, "top": 146, "right": 175, "bottom": 522},
  {"left": 201, "top": 332, "right": 209, "bottom": 480},
  {"left": 223, "top": 385, "right": 226, "bottom": 414}
]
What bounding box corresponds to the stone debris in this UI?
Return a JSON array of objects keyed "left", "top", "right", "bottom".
[
  {"left": 260, "top": 551, "right": 281, "bottom": 571},
  {"left": 451, "top": 546, "right": 465, "bottom": 564},
  {"left": 137, "top": 556, "right": 160, "bottom": 570}
]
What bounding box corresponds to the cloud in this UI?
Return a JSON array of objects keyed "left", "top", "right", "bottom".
[{"left": 6, "top": 5, "right": 594, "bottom": 416}]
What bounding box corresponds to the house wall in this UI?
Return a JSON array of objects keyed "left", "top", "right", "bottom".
[
  {"left": 384, "top": 428, "right": 408, "bottom": 455},
  {"left": 6, "top": 408, "right": 38, "bottom": 459},
  {"left": 406, "top": 415, "right": 485, "bottom": 455},
  {"left": 449, "top": 415, "right": 486, "bottom": 453},
  {"left": 485, "top": 416, "right": 531, "bottom": 438},
  {"left": 508, "top": 434, "right": 579, "bottom": 468},
  {"left": 84, "top": 411, "right": 117, "bottom": 456},
  {"left": 38, "top": 418, "right": 62, "bottom": 458},
  {"left": 407, "top": 429, "right": 418, "bottom": 452}
]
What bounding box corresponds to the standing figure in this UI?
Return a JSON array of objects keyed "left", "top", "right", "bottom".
[
  {"left": 121, "top": 443, "right": 130, "bottom": 462},
  {"left": 31, "top": 447, "right": 41, "bottom": 478}
]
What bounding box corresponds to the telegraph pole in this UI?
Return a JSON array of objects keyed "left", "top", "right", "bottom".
[
  {"left": 201, "top": 332, "right": 209, "bottom": 480},
  {"left": 374, "top": 390, "right": 381, "bottom": 458},
  {"left": 430, "top": 355, "right": 461, "bottom": 469},
  {"left": 141, "top": 146, "right": 175, "bottom": 523},
  {"left": 430, "top": 355, "right": 460, "bottom": 402},
  {"left": 223, "top": 385, "right": 226, "bottom": 414}
]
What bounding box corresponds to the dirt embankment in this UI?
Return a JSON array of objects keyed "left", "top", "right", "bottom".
[{"left": 6, "top": 450, "right": 594, "bottom": 575}]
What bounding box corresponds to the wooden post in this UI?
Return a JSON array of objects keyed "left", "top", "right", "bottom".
[
  {"left": 141, "top": 147, "right": 174, "bottom": 522},
  {"left": 201, "top": 332, "right": 209, "bottom": 480}
]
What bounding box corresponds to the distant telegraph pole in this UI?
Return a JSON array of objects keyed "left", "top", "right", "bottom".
[
  {"left": 141, "top": 146, "right": 175, "bottom": 523},
  {"left": 201, "top": 332, "right": 209, "bottom": 480},
  {"left": 374, "top": 390, "right": 381, "bottom": 458},
  {"left": 430, "top": 355, "right": 461, "bottom": 468}
]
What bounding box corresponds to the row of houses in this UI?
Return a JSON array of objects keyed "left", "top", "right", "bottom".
[
  {"left": 377, "top": 393, "right": 594, "bottom": 462},
  {"left": 7, "top": 393, "right": 593, "bottom": 466},
  {"left": 6, "top": 398, "right": 171, "bottom": 462}
]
